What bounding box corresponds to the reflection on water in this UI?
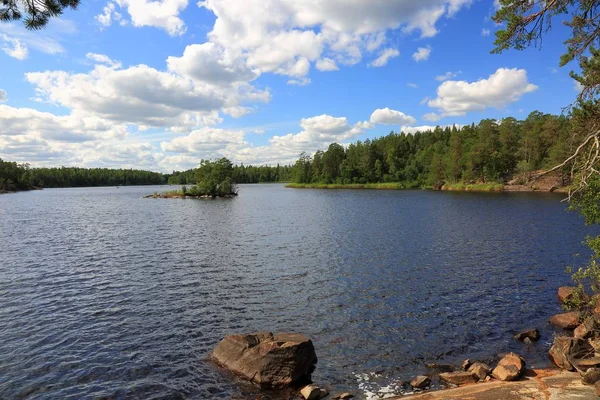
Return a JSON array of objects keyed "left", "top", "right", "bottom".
[{"left": 0, "top": 184, "right": 595, "bottom": 399}]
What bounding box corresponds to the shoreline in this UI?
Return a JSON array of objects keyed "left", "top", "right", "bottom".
[{"left": 285, "top": 182, "right": 568, "bottom": 193}]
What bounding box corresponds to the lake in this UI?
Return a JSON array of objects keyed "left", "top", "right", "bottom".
[{"left": 0, "top": 184, "right": 596, "bottom": 399}]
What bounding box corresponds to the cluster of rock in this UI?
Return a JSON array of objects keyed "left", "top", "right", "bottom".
[{"left": 548, "top": 286, "right": 600, "bottom": 394}]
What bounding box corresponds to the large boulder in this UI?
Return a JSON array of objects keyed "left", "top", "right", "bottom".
[
  {"left": 491, "top": 353, "right": 525, "bottom": 381},
  {"left": 211, "top": 332, "right": 317, "bottom": 387},
  {"left": 439, "top": 371, "right": 478, "bottom": 386},
  {"left": 548, "top": 336, "right": 594, "bottom": 371},
  {"left": 582, "top": 368, "right": 600, "bottom": 385},
  {"left": 549, "top": 311, "right": 581, "bottom": 330}
]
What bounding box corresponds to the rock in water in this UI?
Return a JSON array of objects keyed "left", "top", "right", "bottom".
[
  {"left": 211, "top": 332, "right": 317, "bottom": 387},
  {"left": 548, "top": 336, "right": 594, "bottom": 371},
  {"left": 548, "top": 312, "right": 581, "bottom": 330},
  {"left": 558, "top": 286, "right": 576, "bottom": 303},
  {"left": 514, "top": 328, "right": 540, "bottom": 342},
  {"left": 491, "top": 353, "right": 525, "bottom": 381},
  {"left": 410, "top": 375, "right": 431, "bottom": 389},
  {"left": 439, "top": 372, "right": 478, "bottom": 386},
  {"left": 461, "top": 359, "right": 473, "bottom": 371},
  {"left": 468, "top": 362, "right": 491, "bottom": 381},
  {"left": 300, "top": 384, "right": 328, "bottom": 400}
]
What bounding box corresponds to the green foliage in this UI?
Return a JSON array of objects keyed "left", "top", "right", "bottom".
[
  {"left": 178, "top": 158, "right": 238, "bottom": 197},
  {"left": 290, "top": 113, "right": 577, "bottom": 187},
  {"left": 0, "top": 0, "right": 79, "bottom": 30},
  {"left": 167, "top": 163, "right": 292, "bottom": 184},
  {"left": 0, "top": 158, "right": 167, "bottom": 192}
]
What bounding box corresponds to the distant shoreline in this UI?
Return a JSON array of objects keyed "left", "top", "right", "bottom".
[{"left": 286, "top": 182, "right": 568, "bottom": 193}]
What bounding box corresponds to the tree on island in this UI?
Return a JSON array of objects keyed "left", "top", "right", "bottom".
[
  {"left": 171, "top": 158, "right": 238, "bottom": 198},
  {"left": 0, "top": 0, "right": 79, "bottom": 30},
  {"left": 493, "top": 0, "right": 600, "bottom": 305}
]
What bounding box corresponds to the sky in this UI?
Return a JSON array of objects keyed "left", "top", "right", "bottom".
[{"left": 0, "top": 0, "right": 580, "bottom": 172}]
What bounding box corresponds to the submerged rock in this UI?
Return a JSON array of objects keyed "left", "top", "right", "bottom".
[
  {"left": 211, "top": 332, "right": 317, "bottom": 387},
  {"left": 491, "top": 353, "right": 525, "bottom": 381},
  {"left": 548, "top": 336, "right": 594, "bottom": 371},
  {"left": 549, "top": 311, "right": 581, "bottom": 330},
  {"left": 461, "top": 359, "right": 473, "bottom": 371},
  {"left": 439, "top": 371, "right": 477, "bottom": 386},
  {"left": 332, "top": 393, "right": 354, "bottom": 400},
  {"left": 514, "top": 328, "right": 540, "bottom": 342}
]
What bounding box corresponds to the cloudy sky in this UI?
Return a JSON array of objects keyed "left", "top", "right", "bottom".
[{"left": 0, "top": 0, "right": 576, "bottom": 172}]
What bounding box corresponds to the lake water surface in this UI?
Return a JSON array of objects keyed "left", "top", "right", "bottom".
[{"left": 0, "top": 184, "right": 596, "bottom": 399}]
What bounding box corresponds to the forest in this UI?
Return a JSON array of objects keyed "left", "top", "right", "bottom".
[
  {"left": 289, "top": 110, "right": 582, "bottom": 188},
  {"left": 0, "top": 158, "right": 291, "bottom": 193}
]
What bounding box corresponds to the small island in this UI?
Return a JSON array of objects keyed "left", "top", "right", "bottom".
[{"left": 149, "top": 158, "right": 239, "bottom": 199}]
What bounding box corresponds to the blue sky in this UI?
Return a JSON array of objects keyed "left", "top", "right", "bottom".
[{"left": 0, "top": 0, "right": 579, "bottom": 171}]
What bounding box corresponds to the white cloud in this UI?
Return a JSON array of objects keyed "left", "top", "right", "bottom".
[
  {"left": 316, "top": 57, "right": 339, "bottom": 71},
  {"left": 574, "top": 80, "right": 584, "bottom": 93},
  {"left": 0, "top": 89, "right": 7, "bottom": 102},
  {"left": 428, "top": 67, "right": 538, "bottom": 117},
  {"left": 481, "top": 28, "right": 490, "bottom": 36},
  {"left": 1, "top": 34, "right": 28, "bottom": 60},
  {"left": 370, "top": 108, "right": 417, "bottom": 126},
  {"left": 370, "top": 48, "right": 399, "bottom": 67},
  {"left": 400, "top": 124, "right": 463, "bottom": 134},
  {"left": 97, "top": 0, "right": 187, "bottom": 36},
  {"left": 87, "top": 52, "right": 122, "bottom": 69},
  {"left": 423, "top": 112, "right": 442, "bottom": 122},
  {"left": 96, "top": 2, "right": 124, "bottom": 28},
  {"left": 435, "top": 71, "right": 461, "bottom": 81},
  {"left": 167, "top": 43, "right": 259, "bottom": 83},
  {"left": 287, "top": 77, "right": 311, "bottom": 86},
  {"left": 198, "top": 0, "right": 472, "bottom": 76},
  {"left": 407, "top": 83, "right": 418, "bottom": 88},
  {"left": 412, "top": 46, "right": 431, "bottom": 62},
  {"left": 25, "top": 57, "right": 269, "bottom": 130}
]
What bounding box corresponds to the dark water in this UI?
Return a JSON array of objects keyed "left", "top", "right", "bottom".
[{"left": 0, "top": 184, "right": 597, "bottom": 399}]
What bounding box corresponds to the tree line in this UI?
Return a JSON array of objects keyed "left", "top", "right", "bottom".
[
  {"left": 290, "top": 111, "right": 581, "bottom": 187},
  {"left": 0, "top": 158, "right": 292, "bottom": 193}
]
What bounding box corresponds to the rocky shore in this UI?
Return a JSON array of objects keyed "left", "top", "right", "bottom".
[{"left": 210, "top": 285, "right": 600, "bottom": 399}]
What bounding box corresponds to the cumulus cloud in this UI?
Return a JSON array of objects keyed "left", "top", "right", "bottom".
[
  {"left": 412, "top": 46, "right": 431, "bottom": 62},
  {"left": 0, "top": 89, "right": 7, "bottom": 102},
  {"left": 370, "top": 48, "right": 399, "bottom": 67},
  {"left": 198, "top": 0, "right": 472, "bottom": 76},
  {"left": 1, "top": 34, "right": 28, "bottom": 60},
  {"left": 428, "top": 68, "right": 538, "bottom": 117},
  {"left": 370, "top": 108, "right": 417, "bottom": 126},
  {"left": 25, "top": 57, "right": 269, "bottom": 130},
  {"left": 157, "top": 113, "right": 373, "bottom": 168},
  {"left": 97, "top": 0, "right": 187, "bottom": 35},
  {"left": 316, "top": 57, "right": 339, "bottom": 71}
]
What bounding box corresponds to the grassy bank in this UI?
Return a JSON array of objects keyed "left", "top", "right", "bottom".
[
  {"left": 441, "top": 182, "right": 505, "bottom": 192},
  {"left": 285, "top": 182, "right": 415, "bottom": 190}
]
